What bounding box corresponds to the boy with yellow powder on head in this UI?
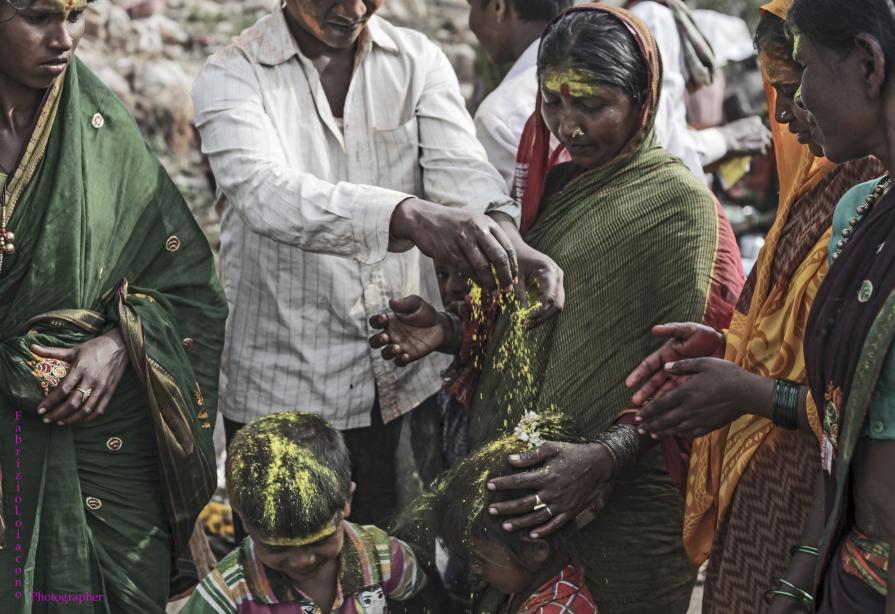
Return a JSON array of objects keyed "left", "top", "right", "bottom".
[{"left": 182, "top": 412, "right": 425, "bottom": 613}]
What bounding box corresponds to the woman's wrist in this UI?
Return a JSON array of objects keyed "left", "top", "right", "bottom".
[
  {"left": 592, "top": 425, "right": 641, "bottom": 479},
  {"left": 436, "top": 311, "right": 461, "bottom": 354},
  {"left": 715, "top": 329, "right": 727, "bottom": 357}
]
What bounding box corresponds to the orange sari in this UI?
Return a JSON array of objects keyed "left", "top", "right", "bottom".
[{"left": 683, "top": 0, "right": 882, "bottom": 570}]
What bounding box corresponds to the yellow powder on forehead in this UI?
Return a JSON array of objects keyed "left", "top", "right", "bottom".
[
  {"left": 258, "top": 513, "right": 340, "bottom": 547},
  {"left": 542, "top": 68, "right": 604, "bottom": 98},
  {"left": 25, "top": 0, "right": 89, "bottom": 11}
]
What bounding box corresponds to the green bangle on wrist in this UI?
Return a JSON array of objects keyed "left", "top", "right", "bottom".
[
  {"left": 765, "top": 577, "right": 814, "bottom": 607},
  {"left": 772, "top": 379, "right": 800, "bottom": 430},
  {"left": 790, "top": 544, "right": 820, "bottom": 557},
  {"left": 763, "top": 589, "right": 813, "bottom": 610}
]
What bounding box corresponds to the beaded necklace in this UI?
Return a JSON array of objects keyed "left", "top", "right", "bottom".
[
  {"left": 831, "top": 175, "right": 892, "bottom": 262},
  {"left": 0, "top": 181, "right": 15, "bottom": 273}
]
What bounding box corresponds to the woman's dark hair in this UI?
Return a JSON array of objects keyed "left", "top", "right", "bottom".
[
  {"left": 226, "top": 411, "right": 353, "bottom": 539},
  {"left": 753, "top": 10, "right": 790, "bottom": 56},
  {"left": 790, "top": 0, "right": 895, "bottom": 73},
  {"left": 434, "top": 437, "right": 579, "bottom": 570},
  {"left": 397, "top": 414, "right": 584, "bottom": 573},
  {"left": 537, "top": 10, "right": 649, "bottom": 107}
]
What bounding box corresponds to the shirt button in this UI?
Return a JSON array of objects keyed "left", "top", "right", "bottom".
[
  {"left": 871, "top": 421, "right": 885, "bottom": 434},
  {"left": 85, "top": 496, "right": 103, "bottom": 511},
  {"left": 183, "top": 338, "right": 194, "bottom": 352},
  {"left": 91, "top": 113, "right": 104, "bottom": 129},
  {"left": 166, "top": 236, "right": 181, "bottom": 252},
  {"left": 106, "top": 437, "right": 123, "bottom": 451}
]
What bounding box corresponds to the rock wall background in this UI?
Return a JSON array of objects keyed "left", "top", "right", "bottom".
[{"left": 77, "top": 0, "right": 761, "bottom": 248}]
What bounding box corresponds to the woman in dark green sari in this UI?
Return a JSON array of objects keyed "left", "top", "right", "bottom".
[
  {"left": 371, "top": 5, "right": 743, "bottom": 612},
  {"left": 0, "top": 1, "right": 227, "bottom": 611}
]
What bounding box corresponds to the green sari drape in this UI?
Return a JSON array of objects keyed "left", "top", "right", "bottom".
[
  {"left": 469, "top": 8, "right": 722, "bottom": 613},
  {"left": 0, "top": 59, "right": 227, "bottom": 612}
]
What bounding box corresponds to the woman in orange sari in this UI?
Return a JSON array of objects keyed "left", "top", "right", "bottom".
[{"left": 625, "top": 1, "right": 884, "bottom": 610}]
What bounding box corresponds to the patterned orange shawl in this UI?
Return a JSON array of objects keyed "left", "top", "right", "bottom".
[{"left": 682, "top": 0, "right": 833, "bottom": 564}]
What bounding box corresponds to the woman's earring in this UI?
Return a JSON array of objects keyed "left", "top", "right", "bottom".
[{"left": 571, "top": 127, "right": 585, "bottom": 139}]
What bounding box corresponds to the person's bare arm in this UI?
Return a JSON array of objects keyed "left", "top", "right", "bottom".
[{"left": 766, "top": 470, "right": 824, "bottom": 613}]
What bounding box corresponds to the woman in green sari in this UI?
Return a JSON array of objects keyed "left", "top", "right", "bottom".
[
  {"left": 0, "top": 1, "right": 227, "bottom": 611},
  {"left": 370, "top": 5, "right": 743, "bottom": 612}
]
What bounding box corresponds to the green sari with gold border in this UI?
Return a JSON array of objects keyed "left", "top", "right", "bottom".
[{"left": 0, "top": 58, "right": 227, "bottom": 612}]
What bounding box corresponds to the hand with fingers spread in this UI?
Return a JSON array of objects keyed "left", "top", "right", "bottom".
[
  {"left": 389, "top": 198, "right": 519, "bottom": 292},
  {"left": 486, "top": 441, "right": 613, "bottom": 539},
  {"left": 33, "top": 328, "right": 129, "bottom": 426},
  {"left": 625, "top": 322, "right": 726, "bottom": 407},
  {"left": 369, "top": 295, "right": 458, "bottom": 366},
  {"left": 635, "top": 357, "right": 772, "bottom": 439}
]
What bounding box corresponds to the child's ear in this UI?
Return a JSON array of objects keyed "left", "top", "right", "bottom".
[
  {"left": 522, "top": 536, "right": 551, "bottom": 565},
  {"left": 343, "top": 481, "right": 357, "bottom": 519}
]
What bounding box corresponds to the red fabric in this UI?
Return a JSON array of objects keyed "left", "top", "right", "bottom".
[
  {"left": 506, "top": 564, "right": 599, "bottom": 614},
  {"left": 512, "top": 109, "right": 571, "bottom": 235}
]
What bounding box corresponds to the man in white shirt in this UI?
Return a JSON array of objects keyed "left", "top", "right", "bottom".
[
  {"left": 192, "top": 0, "right": 563, "bottom": 527},
  {"left": 469, "top": 0, "right": 572, "bottom": 188}
]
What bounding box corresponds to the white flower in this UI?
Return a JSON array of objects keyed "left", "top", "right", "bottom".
[{"left": 514, "top": 412, "right": 544, "bottom": 448}]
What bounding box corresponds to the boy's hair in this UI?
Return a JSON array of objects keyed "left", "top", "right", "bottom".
[
  {"left": 226, "top": 411, "right": 352, "bottom": 539},
  {"left": 402, "top": 413, "right": 581, "bottom": 572}
]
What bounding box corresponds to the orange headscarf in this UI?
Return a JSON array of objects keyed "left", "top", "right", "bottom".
[{"left": 682, "top": 0, "right": 832, "bottom": 565}]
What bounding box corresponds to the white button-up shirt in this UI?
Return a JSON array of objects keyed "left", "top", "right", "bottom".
[
  {"left": 474, "top": 39, "right": 540, "bottom": 189},
  {"left": 193, "top": 7, "right": 517, "bottom": 429}
]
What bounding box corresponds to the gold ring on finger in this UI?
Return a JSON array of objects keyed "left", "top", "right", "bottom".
[
  {"left": 533, "top": 494, "right": 547, "bottom": 512},
  {"left": 75, "top": 387, "right": 93, "bottom": 403}
]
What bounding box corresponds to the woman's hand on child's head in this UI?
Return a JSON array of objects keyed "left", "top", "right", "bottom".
[
  {"left": 485, "top": 441, "right": 613, "bottom": 539},
  {"left": 368, "top": 295, "right": 456, "bottom": 366}
]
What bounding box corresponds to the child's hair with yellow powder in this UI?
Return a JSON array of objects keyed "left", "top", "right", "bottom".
[{"left": 226, "top": 411, "right": 352, "bottom": 540}]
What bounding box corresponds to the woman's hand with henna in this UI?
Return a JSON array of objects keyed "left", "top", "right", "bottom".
[
  {"left": 33, "top": 328, "right": 129, "bottom": 426},
  {"left": 625, "top": 322, "right": 726, "bottom": 406},
  {"left": 485, "top": 442, "right": 614, "bottom": 538}
]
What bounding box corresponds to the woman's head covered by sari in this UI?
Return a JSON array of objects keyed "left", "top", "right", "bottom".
[
  {"left": 756, "top": 0, "right": 831, "bottom": 207},
  {"left": 516, "top": 4, "right": 661, "bottom": 216},
  {"left": 537, "top": 4, "right": 660, "bottom": 171},
  {"left": 789, "top": 0, "right": 895, "bottom": 164}
]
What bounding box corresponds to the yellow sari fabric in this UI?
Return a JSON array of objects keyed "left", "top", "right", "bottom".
[{"left": 682, "top": 0, "right": 831, "bottom": 564}]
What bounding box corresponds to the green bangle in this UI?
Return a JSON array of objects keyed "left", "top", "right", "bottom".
[
  {"left": 763, "top": 589, "right": 812, "bottom": 610},
  {"left": 790, "top": 544, "right": 820, "bottom": 557},
  {"left": 773, "top": 577, "right": 815, "bottom": 605}
]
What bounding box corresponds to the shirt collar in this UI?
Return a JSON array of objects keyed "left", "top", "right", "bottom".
[{"left": 256, "top": 5, "right": 400, "bottom": 67}]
